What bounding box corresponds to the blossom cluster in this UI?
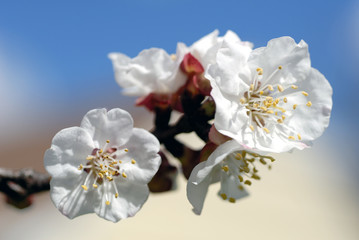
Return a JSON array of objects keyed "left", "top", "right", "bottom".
[{"left": 44, "top": 30, "right": 332, "bottom": 221}]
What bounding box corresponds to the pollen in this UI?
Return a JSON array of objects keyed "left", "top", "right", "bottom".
[
  {"left": 93, "top": 184, "right": 98, "bottom": 188},
  {"left": 293, "top": 104, "right": 297, "bottom": 110},
  {"left": 240, "top": 98, "right": 246, "bottom": 104},
  {"left": 222, "top": 166, "right": 229, "bottom": 172},
  {"left": 235, "top": 153, "right": 242, "bottom": 160},
  {"left": 238, "top": 175, "right": 243, "bottom": 182},
  {"left": 106, "top": 201, "right": 110, "bottom": 206},
  {"left": 78, "top": 164, "right": 83, "bottom": 170},
  {"left": 259, "top": 158, "right": 267, "bottom": 165},
  {"left": 302, "top": 91, "right": 309, "bottom": 96},
  {"left": 220, "top": 193, "right": 227, "bottom": 200},
  {"left": 297, "top": 134, "right": 302, "bottom": 140},
  {"left": 277, "top": 84, "right": 284, "bottom": 92},
  {"left": 238, "top": 185, "right": 244, "bottom": 191},
  {"left": 267, "top": 85, "right": 274, "bottom": 91},
  {"left": 81, "top": 185, "right": 88, "bottom": 191},
  {"left": 278, "top": 65, "right": 282, "bottom": 69},
  {"left": 306, "top": 101, "right": 312, "bottom": 107},
  {"left": 131, "top": 159, "right": 136, "bottom": 164},
  {"left": 122, "top": 172, "right": 127, "bottom": 178},
  {"left": 244, "top": 180, "right": 252, "bottom": 186},
  {"left": 115, "top": 193, "right": 119, "bottom": 198},
  {"left": 229, "top": 198, "right": 236, "bottom": 203},
  {"left": 106, "top": 140, "right": 110, "bottom": 143},
  {"left": 263, "top": 127, "right": 270, "bottom": 134},
  {"left": 291, "top": 85, "right": 298, "bottom": 89},
  {"left": 124, "top": 148, "right": 129, "bottom": 152},
  {"left": 283, "top": 97, "right": 288, "bottom": 103},
  {"left": 288, "top": 136, "right": 295, "bottom": 140},
  {"left": 277, "top": 119, "right": 283, "bottom": 123},
  {"left": 86, "top": 156, "right": 94, "bottom": 161},
  {"left": 259, "top": 91, "right": 264, "bottom": 95}
]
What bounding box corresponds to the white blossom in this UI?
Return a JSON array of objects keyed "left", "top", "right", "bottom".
[
  {"left": 206, "top": 37, "right": 333, "bottom": 153},
  {"left": 44, "top": 108, "right": 161, "bottom": 222},
  {"left": 108, "top": 30, "right": 252, "bottom": 96},
  {"left": 187, "top": 140, "right": 273, "bottom": 214}
]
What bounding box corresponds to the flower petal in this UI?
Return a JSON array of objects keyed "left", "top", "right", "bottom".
[
  {"left": 80, "top": 108, "right": 133, "bottom": 148},
  {"left": 187, "top": 161, "right": 220, "bottom": 215},
  {"left": 94, "top": 181, "right": 149, "bottom": 222},
  {"left": 44, "top": 127, "right": 94, "bottom": 178},
  {"left": 119, "top": 128, "right": 161, "bottom": 184},
  {"left": 109, "top": 48, "right": 186, "bottom": 96}
]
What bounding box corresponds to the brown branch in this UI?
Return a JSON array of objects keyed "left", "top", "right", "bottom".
[{"left": 0, "top": 168, "right": 50, "bottom": 208}]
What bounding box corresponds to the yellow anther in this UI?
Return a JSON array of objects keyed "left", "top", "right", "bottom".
[
  {"left": 131, "top": 159, "right": 136, "bottom": 164},
  {"left": 249, "top": 125, "right": 254, "bottom": 131},
  {"left": 275, "top": 98, "right": 280, "bottom": 104},
  {"left": 106, "top": 201, "right": 110, "bottom": 206},
  {"left": 252, "top": 174, "right": 261, "bottom": 180},
  {"left": 297, "top": 134, "right": 302, "bottom": 140},
  {"left": 220, "top": 193, "right": 227, "bottom": 200},
  {"left": 124, "top": 148, "right": 129, "bottom": 152},
  {"left": 277, "top": 84, "right": 284, "bottom": 92},
  {"left": 118, "top": 160, "right": 122, "bottom": 164},
  {"left": 240, "top": 98, "right": 246, "bottom": 104},
  {"left": 266, "top": 96, "right": 273, "bottom": 101},
  {"left": 260, "top": 106, "right": 267, "bottom": 111},
  {"left": 107, "top": 176, "right": 113, "bottom": 181},
  {"left": 81, "top": 185, "right": 88, "bottom": 191},
  {"left": 106, "top": 140, "right": 110, "bottom": 143},
  {"left": 282, "top": 115, "right": 286, "bottom": 120},
  {"left": 293, "top": 104, "right": 297, "bottom": 110},
  {"left": 222, "top": 166, "right": 229, "bottom": 172},
  {"left": 93, "top": 184, "right": 98, "bottom": 188},
  {"left": 253, "top": 103, "right": 259, "bottom": 108},
  {"left": 122, "top": 172, "right": 127, "bottom": 178},
  {"left": 229, "top": 198, "right": 236, "bottom": 203},
  {"left": 266, "top": 110, "right": 274, "bottom": 114},
  {"left": 283, "top": 97, "right": 288, "bottom": 103},
  {"left": 268, "top": 165, "right": 272, "bottom": 170},
  {"left": 98, "top": 173, "right": 104, "bottom": 178},
  {"left": 86, "top": 156, "right": 94, "bottom": 161},
  {"left": 306, "top": 101, "right": 312, "bottom": 107},
  {"left": 263, "top": 127, "right": 270, "bottom": 134},
  {"left": 235, "top": 153, "right": 242, "bottom": 160},
  {"left": 170, "top": 54, "right": 177, "bottom": 60},
  {"left": 78, "top": 164, "right": 83, "bottom": 170},
  {"left": 115, "top": 193, "right": 119, "bottom": 198},
  {"left": 291, "top": 85, "right": 298, "bottom": 89},
  {"left": 244, "top": 180, "right": 252, "bottom": 186},
  {"left": 98, "top": 149, "right": 103, "bottom": 154},
  {"left": 267, "top": 85, "right": 274, "bottom": 91},
  {"left": 100, "top": 164, "right": 103, "bottom": 169},
  {"left": 288, "top": 136, "right": 295, "bottom": 140},
  {"left": 238, "top": 185, "right": 244, "bottom": 191},
  {"left": 250, "top": 84, "right": 254, "bottom": 91},
  {"left": 277, "top": 119, "right": 283, "bottom": 123},
  {"left": 243, "top": 166, "right": 250, "bottom": 173},
  {"left": 275, "top": 111, "right": 278, "bottom": 116},
  {"left": 259, "top": 158, "right": 267, "bottom": 165},
  {"left": 278, "top": 107, "right": 286, "bottom": 113},
  {"left": 278, "top": 65, "right": 282, "bottom": 69},
  {"left": 302, "top": 91, "right": 309, "bottom": 96},
  {"left": 238, "top": 175, "right": 243, "bottom": 182},
  {"left": 259, "top": 91, "right": 264, "bottom": 95},
  {"left": 256, "top": 67, "right": 263, "bottom": 72}
]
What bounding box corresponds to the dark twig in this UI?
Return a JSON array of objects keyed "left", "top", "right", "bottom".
[{"left": 0, "top": 168, "right": 50, "bottom": 208}]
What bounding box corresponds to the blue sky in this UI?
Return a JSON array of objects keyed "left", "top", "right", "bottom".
[{"left": 0, "top": 0, "right": 357, "bottom": 134}]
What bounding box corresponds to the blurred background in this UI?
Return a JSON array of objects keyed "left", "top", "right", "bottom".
[{"left": 0, "top": 0, "right": 358, "bottom": 239}]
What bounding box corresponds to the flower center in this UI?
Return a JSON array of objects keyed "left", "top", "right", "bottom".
[
  {"left": 78, "top": 140, "right": 136, "bottom": 206},
  {"left": 219, "top": 150, "right": 275, "bottom": 203},
  {"left": 240, "top": 66, "right": 312, "bottom": 140}
]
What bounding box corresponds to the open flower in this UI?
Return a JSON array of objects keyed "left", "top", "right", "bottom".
[
  {"left": 108, "top": 30, "right": 252, "bottom": 110},
  {"left": 206, "top": 37, "right": 333, "bottom": 153},
  {"left": 44, "top": 108, "right": 161, "bottom": 222},
  {"left": 187, "top": 140, "right": 273, "bottom": 215}
]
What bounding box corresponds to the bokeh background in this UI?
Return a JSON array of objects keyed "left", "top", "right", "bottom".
[{"left": 0, "top": 0, "right": 358, "bottom": 239}]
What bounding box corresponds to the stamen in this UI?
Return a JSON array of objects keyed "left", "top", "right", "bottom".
[
  {"left": 293, "top": 104, "right": 297, "bottom": 110},
  {"left": 106, "top": 201, "right": 110, "bottom": 206},
  {"left": 229, "top": 198, "right": 236, "bottom": 203},
  {"left": 244, "top": 180, "right": 252, "bottom": 186},
  {"left": 263, "top": 127, "right": 270, "bottom": 134},
  {"left": 222, "top": 166, "right": 229, "bottom": 172},
  {"left": 278, "top": 65, "right": 282, "bottom": 70},
  {"left": 288, "top": 136, "right": 295, "bottom": 140},
  {"left": 306, "top": 101, "right": 312, "bottom": 107},
  {"left": 220, "top": 193, "right": 227, "bottom": 200},
  {"left": 277, "top": 84, "right": 284, "bottom": 92},
  {"left": 238, "top": 175, "right": 243, "bottom": 182},
  {"left": 131, "top": 159, "right": 136, "bottom": 164},
  {"left": 81, "top": 185, "right": 88, "bottom": 191},
  {"left": 291, "top": 85, "right": 298, "bottom": 89},
  {"left": 297, "top": 134, "right": 302, "bottom": 140},
  {"left": 302, "top": 91, "right": 309, "bottom": 96},
  {"left": 122, "top": 172, "right": 127, "bottom": 178}
]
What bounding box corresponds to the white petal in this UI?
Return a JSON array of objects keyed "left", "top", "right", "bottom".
[
  {"left": 80, "top": 108, "right": 133, "bottom": 148},
  {"left": 109, "top": 48, "right": 186, "bottom": 95},
  {"left": 44, "top": 127, "right": 94, "bottom": 178},
  {"left": 249, "top": 36, "right": 311, "bottom": 86},
  {"left": 119, "top": 128, "right": 161, "bottom": 184},
  {"left": 195, "top": 140, "right": 245, "bottom": 183},
  {"left": 187, "top": 162, "right": 219, "bottom": 215},
  {"left": 94, "top": 181, "right": 149, "bottom": 222},
  {"left": 287, "top": 68, "right": 333, "bottom": 143},
  {"left": 190, "top": 30, "right": 219, "bottom": 62},
  {"left": 219, "top": 173, "right": 249, "bottom": 200},
  {"left": 50, "top": 176, "right": 100, "bottom": 219}
]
